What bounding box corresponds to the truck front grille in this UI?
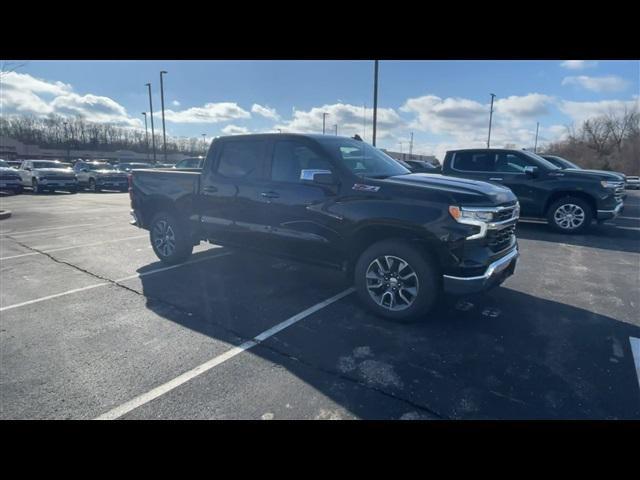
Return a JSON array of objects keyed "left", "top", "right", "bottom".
[
  {"left": 494, "top": 204, "right": 519, "bottom": 222},
  {"left": 488, "top": 225, "right": 516, "bottom": 253}
]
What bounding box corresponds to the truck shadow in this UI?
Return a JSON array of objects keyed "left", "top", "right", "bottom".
[
  {"left": 516, "top": 222, "right": 640, "bottom": 254},
  {"left": 135, "top": 249, "right": 640, "bottom": 419}
]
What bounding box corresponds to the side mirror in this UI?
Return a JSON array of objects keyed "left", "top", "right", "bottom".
[
  {"left": 300, "top": 169, "right": 336, "bottom": 185},
  {"left": 524, "top": 166, "right": 538, "bottom": 177}
]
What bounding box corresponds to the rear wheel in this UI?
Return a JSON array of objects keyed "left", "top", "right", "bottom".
[
  {"left": 354, "top": 239, "right": 439, "bottom": 322},
  {"left": 149, "top": 212, "right": 193, "bottom": 265},
  {"left": 547, "top": 196, "right": 593, "bottom": 234},
  {"left": 89, "top": 178, "right": 100, "bottom": 193}
]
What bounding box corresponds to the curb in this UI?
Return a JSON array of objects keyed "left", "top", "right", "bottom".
[{"left": 0, "top": 210, "right": 12, "bottom": 220}]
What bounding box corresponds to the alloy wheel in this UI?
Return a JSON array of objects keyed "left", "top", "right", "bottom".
[{"left": 365, "top": 255, "right": 419, "bottom": 311}]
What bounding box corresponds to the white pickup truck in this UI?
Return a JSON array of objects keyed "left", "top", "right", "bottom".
[{"left": 18, "top": 160, "right": 78, "bottom": 194}]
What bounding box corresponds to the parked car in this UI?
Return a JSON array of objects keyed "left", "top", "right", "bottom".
[
  {"left": 115, "top": 162, "right": 154, "bottom": 172},
  {"left": 441, "top": 149, "right": 625, "bottom": 233},
  {"left": 625, "top": 176, "right": 640, "bottom": 190},
  {"left": 173, "top": 157, "right": 204, "bottom": 169},
  {"left": 74, "top": 161, "right": 129, "bottom": 192},
  {"left": 541, "top": 154, "right": 626, "bottom": 183},
  {"left": 401, "top": 159, "right": 442, "bottom": 173},
  {"left": 5, "top": 160, "right": 23, "bottom": 169},
  {"left": 130, "top": 134, "right": 520, "bottom": 321},
  {"left": 0, "top": 159, "right": 23, "bottom": 194},
  {"left": 18, "top": 159, "right": 78, "bottom": 194}
]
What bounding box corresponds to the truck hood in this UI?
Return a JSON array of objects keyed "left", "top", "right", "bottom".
[
  {"left": 559, "top": 169, "right": 624, "bottom": 181},
  {"left": 563, "top": 168, "right": 625, "bottom": 180},
  {"left": 381, "top": 173, "right": 517, "bottom": 205},
  {"left": 32, "top": 168, "right": 75, "bottom": 175}
]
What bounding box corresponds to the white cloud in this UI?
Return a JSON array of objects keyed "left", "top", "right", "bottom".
[
  {"left": 251, "top": 103, "right": 280, "bottom": 120},
  {"left": 275, "top": 103, "right": 404, "bottom": 140},
  {"left": 560, "top": 60, "right": 598, "bottom": 70},
  {"left": 494, "top": 93, "right": 554, "bottom": 118},
  {"left": 163, "top": 102, "right": 251, "bottom": 124},
  {"left": 562, "top": 75, "right": 629, "bottom": 93},
  {"left": 559, "top": 97, "right": 639, "bottom": 123},
  {"left": 0, "top": 71, "right": 140, "bottom": 127},
  {"left": 171, "top": 100, "right": 181, "bottom": 107},
  {"left": 221, "top": 124, "right": 250, "bottom": 135}
]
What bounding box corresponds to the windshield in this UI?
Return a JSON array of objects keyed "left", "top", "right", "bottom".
[
  {"left": 545, "top": 155, "right": 579, "bottom": 169},
  {"left": 520, "top": 151, "right": 560, "bottom": 170},
  {"left": 32, "top": 161, "right": 70, "bottom": 169},
  {"left": 317, "top": 138, "right": 410, "bottom": 178}
]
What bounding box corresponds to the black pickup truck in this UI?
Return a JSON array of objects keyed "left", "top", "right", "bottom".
[
  {"left": 129, "top": 134, "right": 520, "bottom": 321},
  {"left": 441, "top": 148, "right": 625, "bottom": 233}
]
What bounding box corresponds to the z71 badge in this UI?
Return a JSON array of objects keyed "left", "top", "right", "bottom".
[{"left": 352, "top": 183, "right": 380, "bottom": 192}]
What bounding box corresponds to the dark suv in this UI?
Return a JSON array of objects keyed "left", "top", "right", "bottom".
[{"left": 442, "top": 149, "right": 625, "bottom": 233}]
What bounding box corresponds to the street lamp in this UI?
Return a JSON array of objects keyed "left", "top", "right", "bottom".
[
  {"left": 534, "top": 122, "right": 540, "bottom": 153},
  {"left": 487, "top": 93, "right": 496, "bottom": 148},
  {"left": 372, "top": 60, "right": 379, "bottom": 146},
  {"left": 322, "top": 112, "right": 328, "bottom": 134},
  {"left": 141, "top": 112, "right": 150, "bottom": 161},
  {"left": 160, "top": 71, "right": 168, "bottom": 163},
  {"left": 145, "top": 83, "right": 157, "bottom": 162},
  {"left": 63, "top": 121, "right": 70, "bottom": 162},
  {"left": 202, "top": 134, "right": 207, "bottom": 154},
  {"left": 334, "top": 124, "right": 338, "bottom": 136}
]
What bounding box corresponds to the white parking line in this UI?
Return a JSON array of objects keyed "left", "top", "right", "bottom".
[
  {"left": 604, "top": 225, "right": 640, "bottom": 231},
  {"left": 95, "top": 287, "right": 355, "bottom": 420},
  {"left": 0, "top": 250, "right": 231, "bottom": 312},
  {"left": 0, "top": 223, "right": 95, "bottom": 236},
  {"left": 0, "top": 235, "right": 148, "bottom": 261},
  {"left": 7, "top": 221, "right": 124, "bottom": 238},
  {"left": 630, "top": 337, "right": 640, "bottom": 394}
]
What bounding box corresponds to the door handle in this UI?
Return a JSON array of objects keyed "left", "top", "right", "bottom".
[
  {"left": 489, "top": 177, "right": 503, "bottom": 181},
  {"left": 203, "top": 185, "right": 217, "bottom": 193},
  {"left": 261, "top": 191, "right": 280, "bottom": 199}
]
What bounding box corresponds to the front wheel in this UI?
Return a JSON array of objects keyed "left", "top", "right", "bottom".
[
  {"left": 32, "top": 178, "right": 42, "bottom": 194},
  {"left": 89, "top": 178, "right": 101, "bottom": 193},
  {"left": 149, "top": 212, "right": 194, "bottom": 265},
  {"left": 547, "top": 196, "right": 593, "bottom": 234},
  {"left": 354, "top": 239, "right": 439, "bottom": 322}
]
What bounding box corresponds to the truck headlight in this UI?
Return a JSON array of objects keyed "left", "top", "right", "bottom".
[
  {"left": 601, "top": 180, "right": 619, "bottom": 189},
  {"left": 449, "top": 206, "right": 494, "bottom": 222}
]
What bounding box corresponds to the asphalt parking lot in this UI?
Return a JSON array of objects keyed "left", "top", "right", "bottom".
[{"left": 1, "top": 189, "right": 639, "bottom": 419}]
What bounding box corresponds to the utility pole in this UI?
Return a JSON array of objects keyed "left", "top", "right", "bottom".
[
  {"left": 145, "top": 83, "right": 156, "bottom": 162},
  {"left": 534, "top": 122, "right": 540, "bottom": 153},
  {"left": 363, "top": 104, "right": 366, "bottom": 141},
  {"left": 372, "top": 60, "right": 379, "bottom": 146},
  {"left": 487, "top": 93, "right": 496, "bottom": 148},
  {"left": 409, "top": 132, "right": 414, "bottom": 157},
  {"left": 141, "top": 112, "right": 149, "bottom": 161},
  {"left": 63, "top": 121, "right": 71, "bottom": 162},
  {"left": 160, "top": 71, "right": 168, "bottom": 163},
  {"left": 334, "top": 124, "right": 338, "bottom": 136},
  {"left": 202, "top": 134, "right": 207, "bottom": 154},
  {"left": 322, "top": 112, "right": 328, "bottom": 134}
]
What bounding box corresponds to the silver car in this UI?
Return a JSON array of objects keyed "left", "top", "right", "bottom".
[
  {"left": 19, "top": 160, "right": 78, "bottom": 194},
  {"left": 0, "top": 159, "right": 24, "bottom": 194},
  {"left": 626, "top": 176, "right": 640, "bottom": 190},
  {"left": 74, "top": 161, "right": 129, "bottom": 192}
]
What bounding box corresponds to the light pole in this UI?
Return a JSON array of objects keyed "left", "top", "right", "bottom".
[
  {"left": 202, "top": 134, "right": 207, "bottom": 154},
  {"left": 322, "top": 112, "right": 328, "bottom": 134},
  {"left": 409, "top": 132, "right": 414, "bottom": 157},
  {"left": 63, "top": 121, "right": 70, "bottom": 162},
  {"left": 160, "top": 70, "right": 168, "bottom": 163},
  {"left": 363, "top": 104, "right": 366, "bottom": 141},
  {"left": 487, "top": 93, "right": 496, "bottom": 148},
  {"left": 145, "top": 83, "right": 157, "bottom": 162},
  {"left": 372, "top": 60, "right": 379, "bottom": 146},
  {"left": 334, "top": 124, "right": 338, "bottom": 136},
  {"left": 534, "top": 122, "right": 540, "bottom": 153},
  {"left": 141, "top": 112, "right": 149, "bottom": 161}
]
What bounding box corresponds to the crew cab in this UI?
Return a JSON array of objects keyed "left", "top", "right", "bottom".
[
  {"left": 441, "top": 149, "right": 625, "bottom": 233},
  {"left": 0, "top": 159, "right": 23, "bottom": 194},
  {"left": 74, "top": 160, "right": 129, "bottom": 192},
  {"left": 130, "top": 134, "right": 520, "bottom": 321},
  {"left": 18, "top": 160, "right": 78, "bottom": 194}
]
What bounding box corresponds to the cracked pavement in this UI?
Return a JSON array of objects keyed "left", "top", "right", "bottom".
[{"left": 1, "top": 190, "right": 639, "bottom": 419}]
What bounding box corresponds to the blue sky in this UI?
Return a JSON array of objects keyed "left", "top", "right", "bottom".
[{"left": 2, "top": 60, "right": 638, "bottom": 158}]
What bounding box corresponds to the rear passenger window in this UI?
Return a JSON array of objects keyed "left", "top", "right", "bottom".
[
  {"left": 271, "top": 140, "right": 333, "bottom": 183},
  {"left": 217, "top": 141, "right": 265, "bottom": 179},
  {"left": 453, "top": 152, "right": 495, "bottom": 172}
]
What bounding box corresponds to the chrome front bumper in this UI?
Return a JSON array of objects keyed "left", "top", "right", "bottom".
[
  {"left": 597, "top": 202, "right": 624, "bottom": 220},
  {"left": 443, "top": 248, "right": 519, "bottom": 296}
]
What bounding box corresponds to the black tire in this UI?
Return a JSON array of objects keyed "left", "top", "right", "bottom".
[
  {"left": 32, "top": 178, "right": 41, "bottom": 194},
  {"left": 13, "top": 186, "right": 23, "bottom": 195},
  {"left": 89, "top": 178, "right": 100, "bottom": 193},
  {"left": 546, "top": 196, "right": 593, "bottom": 234},
  {"left": 354, "top": 239, "right": 439, "bottom": 322},
  {"left": 149, "top": 212, "right": 194, "bottom": 265},
  {"left": 68, "top": 188, "right": 78, "bottom": 194}
]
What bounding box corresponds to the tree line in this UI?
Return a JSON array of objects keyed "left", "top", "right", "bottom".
[
  {"left": 542, "top": 107, "right": 639, "bottom": 175},
  {"left": 0, "top": 114, "right": 207, "bottom": 156}
]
